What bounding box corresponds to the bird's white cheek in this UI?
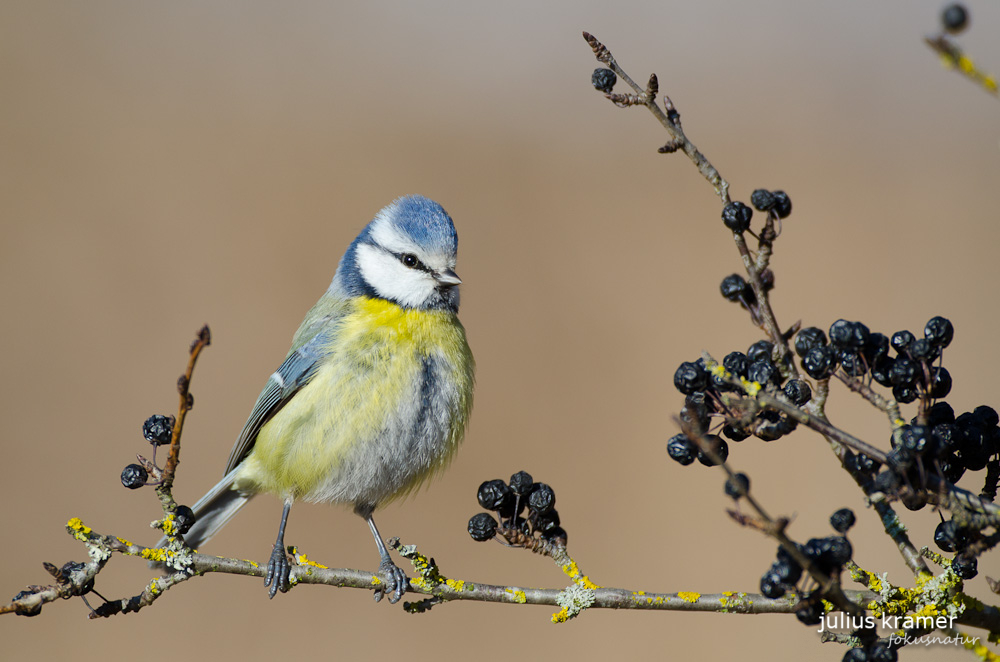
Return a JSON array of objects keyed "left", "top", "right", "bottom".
[{"left": 357, "top": 244, "right": 435, "bottom": 307}]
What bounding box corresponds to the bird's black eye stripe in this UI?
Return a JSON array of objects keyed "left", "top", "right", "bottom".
[{"left": 397, "top": 252, "right": 426, "bottom": 270}]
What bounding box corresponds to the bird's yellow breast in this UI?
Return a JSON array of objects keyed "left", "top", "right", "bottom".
[{"left": 236, "top": 297, "right": 474, "bottom": 504}]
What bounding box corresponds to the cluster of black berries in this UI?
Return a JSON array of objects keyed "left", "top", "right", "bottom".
[
  {"left": 794, "top": 317, "right": 954, "bottom": 405},
  {"left": 760, "top": 508, "right": 856, "bottom": 604},
  {"left": 119, "top": 415, "right": 196, "bottom": 536},
  {"left": 933, "top": 516, "right": 981, "bottom": 579},
  {"left": 669, "top": 341, "right": 805, "bottom": 464},
  {"left": 468, "top": 471, "right": 566, "bottom": 546},
  {"left": 720, "top": 189, "right": 791, "bottom": 234},
  {"left": 865, "top": 402, "right": 1000, "bottom": 503}
]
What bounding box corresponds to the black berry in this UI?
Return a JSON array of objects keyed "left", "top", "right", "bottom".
[
  {"left": 720, "top": 274, "right": 750, "bottom": 303},
  {"left": 668, "top": 434, "right": 697, "bottom": 465},
  {"left": 784, "top": 379, "right": 812, "bottom": 406},
  {"left": 591, "top": 68, "right": 617, "bottom": 93},
  {"left": 509, "top": 471, "right": 534, "bottom": 496},
  {"left": 952, "top": 552, "right": 978, "bottom": 579},
  {"left": 697, "top": 435, "right": 728, "bottom": 466},
  {"left": 830, "top": 508, "right": 856, "bottom": 533},
  {"left": 750, "top": 189, "right": 775, "bottom": 211},
  {"left": 142, "top": 415, "right": 173, "bottom": 446},
  {"left": 527, "top": 483, "right": 556, "bottom": 514},
  {"left": 724, "top": 472, "right": 750, "bottom": 499},
  {"left": 478, "top": 479, "right": 512, "bottom": 512},
  {"left": 771, "top": 191, "right": 792, "bottom": 218},
  {"left": 468, "top": 513, "right": 498, "bottom": 542},
  {"left": 942, "top": 4, "right": 968, "bottom": 33},
  {"left": 722, "top": 201, "right": 753, "bottom": 233},
  {"left": 924, "top": 316, "right": 954, "bottom": 348},
  {"left": 674, "top": 360, "right": 708, "bottom": 395},
  {"left": 802, "top": 346, "right": 837, "bottom": 380},
  {"left": 794, "top": 327, "right": 827, "bottom": 358},
  {"left": 121, "top": 464, "right": 148, "bottom": 489},
  {"left": 174, "top": 505, "right": 196, "bottom": 535}
]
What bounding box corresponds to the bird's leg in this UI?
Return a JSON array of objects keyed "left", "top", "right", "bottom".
[
  {"left": 361, "top": 509, "right": 408, "bottom": 604},
  {"left": 265, "top": 499, "right": 293, "bottom": 599}
]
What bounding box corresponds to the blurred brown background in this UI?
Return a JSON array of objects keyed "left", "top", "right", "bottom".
[{"left": 2, "top": 1, "right": 998, "bottom": 660}]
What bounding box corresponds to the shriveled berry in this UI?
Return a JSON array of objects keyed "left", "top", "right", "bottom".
[
  {"left": 468, "top": 513, "right": 498, "bottom": 542},
  {"left": 142, "top": 415, "right": 173, "bottom": 446},
  {"left": 591, "top": 68, "right": 617, "bottom": 93},
  {"left": 750, "top": 189, "right": 775, "bottom": 211},
  {"left": 720, "top": 274, "right": 750, "bottom": 303},
  {"left": 748, "top": 359, "right": 777, "bottom": 386},
  {"left": 952, "top": 552, "right": 978, "bottom": 579},
  {"left": 907, "top": 338, "right": 938, "bottom": 362},
  {"left": 667, "top": 434, "right": 697, "bottom": 466},
  {"left": 889, "top": 358, "right": 918, "bottom": 387},
  {"left": 697, "top": 435, "right": 728, "bottom": 466},
  {"left": 863, "top": 332, "right": 890, "bottom": 363},
  {"left": 771, "top": 558, "right": 802, "bottom": 585},
  {"left": 802, "top": 346, "right": 837, "bottom": 380},
  {"left": 942, "top": 4, "right": 968, "bottom": 33},
  {"left": 527, "top": 483, "right": 555, "bottom": 514},
  {"left": 478, "top": 479, "right": 512, "bottom": 512},
  {"left": 838, "top": 349, "right": 866, "bottom": 377},
  {"left": 723, "top": 351, "right": 749, "bottom": 378},
  {"left": 784, "top": 379, "right": 811, "bottom": 406},
  {"left": 509, "top": 471, "right": 534, "bottom": 496},
  {"left": 724, "top": 472, "right": 750, "bottom": 499},
  {"left": 794, "top": 327, "right": 827, "bottom": 357},
  {"left": 890, "top": 330, "right": 915, "bottom": 353},
  {"left": 722, "top": 201, "right": 753, "bottom": 233},
  {"left": 924, "top": 315, "right": 954, "bottom": 348},
  {"left": 830, "top": 508, "right": 856, "bottom": 533},
  {"left": 830, "top": 320, "right": 869, "bottom": 350},
  {"left": 121, "top": 464, "right": 148, "bottom": 489},
  {"left": 674, "top": 361, "right": 708, "bottom": 395},
  {"left": 746, "top": 340, "right": 773, "bottom": 364}
]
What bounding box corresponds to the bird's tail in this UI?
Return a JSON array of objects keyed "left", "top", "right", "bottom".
[{"left": 151, "top": 469, "right": 252, "bottom": 566}]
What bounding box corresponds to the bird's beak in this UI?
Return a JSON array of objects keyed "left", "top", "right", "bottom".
[{"left": 436, "top": 268, "right": 462, "bottom": 286}]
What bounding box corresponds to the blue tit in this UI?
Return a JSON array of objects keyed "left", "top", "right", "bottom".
[{"left": 167, "top": 195, "right": 474, "bottom": 602}]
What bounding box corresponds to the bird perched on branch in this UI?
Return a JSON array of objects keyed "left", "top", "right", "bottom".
[{"left": 163, "top": 196, "right": 475, "bottom": 602}]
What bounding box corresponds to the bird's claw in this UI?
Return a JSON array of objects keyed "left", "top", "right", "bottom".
[
  {"left": 374, "top": 556, "right": 408, "bottom": 604},
  {"left": 265, "top": 544, "right": 291, "bottom": 599}
]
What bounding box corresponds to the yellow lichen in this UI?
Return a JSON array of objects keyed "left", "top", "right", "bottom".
[
  {"left": 444, "top": 578, "right": 466, "bottom": 592},
  {"left": 506, "top": 588, "right": 527, "bottom": 604},
  {"left": 551, "top": 606, "right": 570, "bottom": 623},
  {"left": 678, "top": 592, "right": 700, "bottom": 603},
  {"left": 293, "top": 552, "right": 328, "bottom": 569}
]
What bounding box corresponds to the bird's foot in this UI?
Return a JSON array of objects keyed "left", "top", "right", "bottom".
[
  {"left": 265, "top": 543, "right": 292, "bottom": 599},
  {"left": 374, "top": 555, "right": 408, "bottom": 604}
]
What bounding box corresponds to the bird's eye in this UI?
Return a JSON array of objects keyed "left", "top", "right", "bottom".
[{"left": 401, "top": 254, "right": 419, "bottom": 268}]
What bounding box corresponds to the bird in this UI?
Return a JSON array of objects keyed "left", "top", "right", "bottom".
[{"left": 163, "top": 195, "right": 475, "bottom": 603}]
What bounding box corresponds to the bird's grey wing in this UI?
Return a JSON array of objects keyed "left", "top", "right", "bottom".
[{"left": 222, "top": 327, "right": 333, "bottom": 475}]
